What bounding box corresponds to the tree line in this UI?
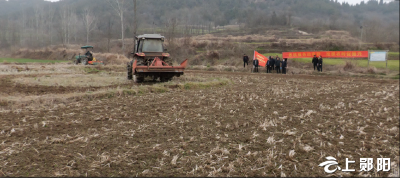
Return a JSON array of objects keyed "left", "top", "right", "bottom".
[{"left": 0, "top": 0, "right": 398, "bottom": 51}]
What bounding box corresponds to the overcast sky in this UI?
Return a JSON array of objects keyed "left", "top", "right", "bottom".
[
  {"left": 44, "top": 0, "right": 395, "bottom": 5},
  {"left": 337, "top": 0, "right": 394, "bottom": 5}
]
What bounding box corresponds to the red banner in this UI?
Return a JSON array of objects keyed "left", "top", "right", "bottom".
[
  {"left": 254, "top": 51, "right": 268, "bottom": 67},
  {"left": 282, "top": 51, "right": 369, "bottom": 59}
]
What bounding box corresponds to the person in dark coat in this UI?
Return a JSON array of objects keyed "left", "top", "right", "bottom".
[
  {"left": 275, "top": 57, "right": 281, "bottom": 73},
  {"left": 317, "top": 56, "right": 323, "bottom": 72},
  {"left": 282, "top": 58, "right": 288, "bottom": 74},
  {"left": 253, "top": 58, "right": 259, "bottom": 72},
  {"left": 243, "top": 54, "right": 249, "bottom": 68},
  {"left": 312, "top": 55, "right": 318, "bottom": 71},
  {"left": 85, "top": 50, "right": 93, "bottom": 61},
  {"left": 266, "top": 56, "right": 272, "bottom": 73},
  {"left": 270, "top": 56, "right": 275, "bottom": 71}
]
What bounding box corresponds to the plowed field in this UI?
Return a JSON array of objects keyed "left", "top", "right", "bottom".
[{"left": 0, "top": 64, "right": 399, "bottom": 177}]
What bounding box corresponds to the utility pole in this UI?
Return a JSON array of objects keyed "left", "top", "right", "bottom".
[
  {"left": 364, "top": 25, "right": 367, "bottom": 44},
  {"left": 359, "top": 25, "right": 363, "bottom": 50},
  {"left": 133, "top": 0, "right": 137, "bottom": 53}
]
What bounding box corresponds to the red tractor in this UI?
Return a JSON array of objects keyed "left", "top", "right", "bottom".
[{"left": 127, "top": 34, "right": 187, "bottom": 82}]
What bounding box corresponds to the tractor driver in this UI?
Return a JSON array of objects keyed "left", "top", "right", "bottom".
[{"left": 85, "top": 50, "right": 93, "bottom": 61}]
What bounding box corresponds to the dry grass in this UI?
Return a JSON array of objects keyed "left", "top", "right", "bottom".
[
  {"left": 9, "top": 45, "right": 130, "bottom": 65},
  {"left": 13, "top": 73, "right": 128, "bottom": 87},
  {"left": 191, "top": 34, "right": 276, "bottom": 43},
  {"left": 0, "top": 67, "right": 232, "bottom": 110},
  {"left": 366, "top": 67, "right": 378, "bottom": 74},
  {"left": 0, "top": 64, "right": 75, "bottom": 75}
]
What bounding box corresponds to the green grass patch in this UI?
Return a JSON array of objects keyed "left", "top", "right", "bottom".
[
  {"left": 392, "top": 74, "right": 400, "bottom": 80},
  {"left": 236, "top": 42, "right": 272, "bottom": 45},
  {"left": 263, "top": 53, "right": 399, "bottom": 71},
  {"left": 83, "top": 67, "right": 101, "bottom": 74},
  {"left": 149, "top": 85, "right": 169, "bottom": 93},
  {"left": 122, "top": 89, "right": 136, "bottom": 95},
  {"left": 294, "top": 58, "right": 398, "bottom": 71},
  {"left": 0, "top": 58, "right": 69, "bottom": 64},
  {"left": 289, "top": 58, "right": 346, "bottom": 65},
  {"left": 182, "top": 82, "right": 212, "bottom": 90},
  {"left": 180, "top": 78, "right": 231, "bottom": 90},
  {"left": 388, "top": 52, "right": 399, "bottom": 60}
]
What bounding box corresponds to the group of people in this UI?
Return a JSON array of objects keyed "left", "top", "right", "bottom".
[
  {"left": 243, "top": 53, "right": 325, "bottom": 74},
  {"left": 266, "top": 55, "right": 288, "bottom": 74},
  {"left": 312, "top": 55, "right": 323, "bottom": 72},
  {"left": 243, "top": 54, "right": 288, "bottom": 74}
]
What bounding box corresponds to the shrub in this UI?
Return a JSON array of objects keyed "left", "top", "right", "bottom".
[
  {"left": 366, "top": 67, "right": 377, "bottom": 74},
  {"left": 207, "top": 51, "right": 220, "bottom": 59},
  {"left": 207, "top": 67, "right": 216, "bottom": 71},
  {"left": 343, "top": 61, "right": 355, "bottom": 71},
  {"left": 224, "top": 67, "right": 234, "bottom": 72}
]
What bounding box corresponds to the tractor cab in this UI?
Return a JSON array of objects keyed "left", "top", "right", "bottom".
[
  {"left": 75, "top": 46, "right": 103, "bottom": 65},
  {"left": 132, "top": 34, "right": 170, "bottom": 66},
  {"left": 127, "top": 34, "right": 188, "bottom": 82},
  {"left": 136, "top": 36, "right": 165, "bottom": 53}
]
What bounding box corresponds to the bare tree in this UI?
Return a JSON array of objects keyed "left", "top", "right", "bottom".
[
  {"left": 108, "top": 0, "right": 126, "bottom": 53},
  {"left": 20, "top": 2, "right": 26, "bottom": 46},
  {"left": 60, "top": 5, "right": 71, "bottom": 46},
  {"left": 47, "top": 6, "right": 56, "bottom": 45},
  {"left": 33, "top": 5, "right": 41, "bottom": 42},
  {"left": 286, "top": 7, "right": 293, "bottom": 26},
  {"left": 82, "top": 8, "right": 97, "bottom": 44},
  {"left": 166, "top": 17, "right": 179, "bottom": 47},
  {"left": 69, "top": 13, "right": 79, "bottom": 44},
  {"left": 34, "top": 4, "right": 49, "bottom": 47},
  {"left": 329, "top": 12, "right": 339, "bottom": 30},
  {"left": 33, "top": 4, "right": 49, "bottom": 46},
  {"left": 107, "top": 17, "right": 114, "bottom": 52},
  {"left": 364, "top": 18, "right": 383, "bottom": 43}
]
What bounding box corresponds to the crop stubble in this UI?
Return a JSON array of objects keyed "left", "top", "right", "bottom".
[{"left": 0, "top": 68, "right": 399, "bottom": 177}]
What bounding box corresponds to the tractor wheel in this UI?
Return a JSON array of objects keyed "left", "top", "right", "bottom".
[
  {"left": 135, "top": 58, "right": 145, "bottom": 66},
  {"left": 82, "top": 58, "right": 88, "bottom": 65},
  {"left": 135, "top": 75, "right": 144, "bottom": 83},
  {"left": 74, "top": 59, "right": 79, "bottom": 65},
  {"left": 160, "top": 76, "right": 173, "bottom": 82},
  {"left": 127, "top": 61, "right": 133, "bottom": 80},
  {"left": 160, "top": 77, "right": 166, "bottom": 82},
  {"left": 160, "top": 76, "right": 168, "bottom": 82}
]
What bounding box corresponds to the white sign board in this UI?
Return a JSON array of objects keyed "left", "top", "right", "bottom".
[{"left": 369, "top": 51, "right": 387, "bottom": 62}]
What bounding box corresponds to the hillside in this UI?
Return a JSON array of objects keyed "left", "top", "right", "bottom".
[{"left": 0, "top": 0, "right": 398, "bottom": 50}]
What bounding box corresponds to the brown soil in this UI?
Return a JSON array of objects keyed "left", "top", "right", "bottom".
[
  {"left": 0, "top": 70, "right": 398, "bottom": 177},
  {"left": 0, "top": 76, "right": 101, "bottom": 95}
]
